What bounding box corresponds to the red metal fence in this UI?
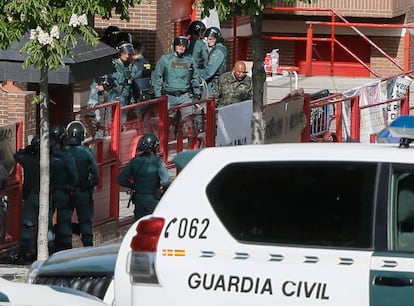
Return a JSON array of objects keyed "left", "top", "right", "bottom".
[
  {"left": 300, "top": 71, "right": 413, "bottom": 142},
  {"left": 74, "top": 96, "right": 216, "bottom": 226},
  {"left": 0, "top": 95, "right": 217, "bottom": 250},
  {"left": 228, "top": 7, "right": 413, "bottom": 78},
  {"left": 1, "top": 121, "right": 23, "bottom": 248}
]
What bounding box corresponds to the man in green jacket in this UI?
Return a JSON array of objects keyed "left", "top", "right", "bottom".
[{"left": 213, "top": 60, "right": 252, "bottom": 107}]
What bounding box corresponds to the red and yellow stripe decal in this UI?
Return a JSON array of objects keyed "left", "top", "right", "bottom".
[{"left": 162, "top": 249, "right": 186, "bottom": 257}]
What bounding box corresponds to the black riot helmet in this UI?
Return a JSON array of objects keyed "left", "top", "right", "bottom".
[
  {"left": 173, "top": 36, "right": 190, "bottom": 48},
  {"left": 101, "top": 25, "right": 121, "bottom": 47},
  {"left": 172, "top": 35, "right": 190, "bottom": 57},
  {"left": 204, "top": 26, "right": 224, "bottom": 43},
  {"left": 137, "top": 133, "right": 160, "bottom": 153},
  {"left": 50, "top": 125, "right": 67, "bottom": 147},
  {"left": 115, "top": 32, "right": 133, "bottom": 45},
  {"left": 30, "top": 135, "right": 40, "bottom": 153},
  {"left": 186, "top": 20, "right": 206, "bottom": 37},
  {"left": 66, "top": 121, "right": 86, "bottom": 145},
  {"left": 117, "top": 41, "right": 135, "bottom": 55},
  {"left": 31, "top": 135, "right": 40, "bottom": 147}
]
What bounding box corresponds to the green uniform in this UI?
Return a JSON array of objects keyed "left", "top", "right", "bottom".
[
  {"left": 213, "top": 71, "right": 253, "bottom": 107},
  {"left": 132, "top": 56, "right": 153, "bottom": 102},
  {"left": 65, "top": 145, "right": 99, "bottom": 246},
  {"left": 13, "top": 146, "right": 40, "bottom": 262},
  {"left": 204, "top": 43, "right": 228, "bottom": 96},
  {"left": 152, "top": 51, "right": 201, "bottom": 118},
  {"left": 152, "top": 51, "right": 201, "bottom": 99},
  {"left": 87, "top": 81, "right": 116, "bottom": 125},
  {"left": 117, "top": 153, "right": 170, "bottom": 221},
  {"left": 186, "top": 37, "right": 208, "bottom": 71},
  {"left": 112, "top": 58, "right": 134, "bottom": 125},
  {"left": 112, "top": 58, "right": 134, "bottom": 107},
  {"left": 50, "top": 147, "right": 78, "bottom": 252}
]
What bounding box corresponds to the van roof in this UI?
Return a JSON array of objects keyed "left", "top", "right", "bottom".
[{"left": 189, "top": 143, "right": 413, "bottom": 166}]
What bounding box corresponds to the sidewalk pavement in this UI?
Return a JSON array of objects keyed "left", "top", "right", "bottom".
[{"left": 0, "top": 264, "right": 28, "bottom": 281}]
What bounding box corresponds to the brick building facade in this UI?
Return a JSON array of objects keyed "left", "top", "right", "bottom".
[{"left": 92, "top": 0, "right": 413, "bottom": 79}]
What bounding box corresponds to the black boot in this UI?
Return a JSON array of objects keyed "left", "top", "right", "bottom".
[{"left": 16, "top": 246, "right": 35, "bottom": 265}]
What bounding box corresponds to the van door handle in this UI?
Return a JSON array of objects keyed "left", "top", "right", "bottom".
[{"left": 374, "top": 276, "right": 414, "bottom": 287}]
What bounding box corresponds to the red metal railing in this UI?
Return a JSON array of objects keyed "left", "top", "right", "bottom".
[
  {"left": 74, "top": 96, "right": 216, "bottom": 226},
  {"left": 169, "top": 98, "right": 216, "bottom": 154},
  {"left": 305, "top": 20, "right": 414, "bottom": 77},
  {"left": 228, "top": 7, "right": 412, "bottom": 78}
]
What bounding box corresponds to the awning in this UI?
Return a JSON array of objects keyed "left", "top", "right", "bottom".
[{"left": 0, "top": 34, "right": 117, "bottom": 85}]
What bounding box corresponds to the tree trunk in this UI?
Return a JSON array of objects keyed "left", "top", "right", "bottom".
[
  {"left": 251, "top": 11, "right": 265, "bottom": 144},
  {"left": 37, "top": 67, "right": 50, "bottom": 260}
]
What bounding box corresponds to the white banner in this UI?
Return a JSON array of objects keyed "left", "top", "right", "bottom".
[
  {"left": 216, "top": 100, "right": 253, "bottom": 146},
  {"left": 341, "top": 77, "right": 411, "bottom": 143},
  {"left": 201, "top": 9, "right": 221, "bottom": 29},
  {"left": 358, "top": 80, "right": 387, "bottom": 143}
]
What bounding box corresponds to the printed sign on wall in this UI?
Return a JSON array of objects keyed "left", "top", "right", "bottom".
[
  {"left": 0, "top": 123, "right": 17, "bottom": 174},
  {"left": 264, "top": 95, "right": 306, "bottom": 143}
]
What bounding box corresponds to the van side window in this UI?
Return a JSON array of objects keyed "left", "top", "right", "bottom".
[
  {"left": 206, "top": 162, "right": 377, "bottom": 249},
  {"left": 394, "top": 173, "right": 414, "bottom": 251}
]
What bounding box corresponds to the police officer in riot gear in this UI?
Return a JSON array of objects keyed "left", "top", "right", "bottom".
[
  {"left": 152, "top": 35, "right": 202, "bottom": 119},
  {"left": 204, "top": 27, "right": 228, "bottom": 96},
  {"left": 87, "top": 74, "right": 117, "bottom": 133},
  {"left": 101, "top": 26, "right": 132, "bottom": 50},
  {"left": 185, "top": 20, "right": 208, "bottom": 71},
  {"left": 65, "top": 121, "right": 99, "bottom": 246},
  {"left": 131, "top": 41, "right": 153, "bottom": 102},
  {"left": 101, "top": 25, "right": 121, "bottom": 48},
  {"left": 88, "top": 74, "right": 117, "bottom": 107},
  {"left": 50, "top": 125, "right": 78, "bottom": 252},
  {"left": 117, "top": 133, "right": 170, "bottom": 221},
  {"left": 112, "top": 41, "right": 135, "bottom": 125},
  {"left": 13, "top": 136, "right": 40, "bottom": 264}
]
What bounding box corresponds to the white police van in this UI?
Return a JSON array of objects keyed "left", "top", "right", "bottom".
[{"left": 114, "top": 116, "right": 414, "bottom": 306}]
